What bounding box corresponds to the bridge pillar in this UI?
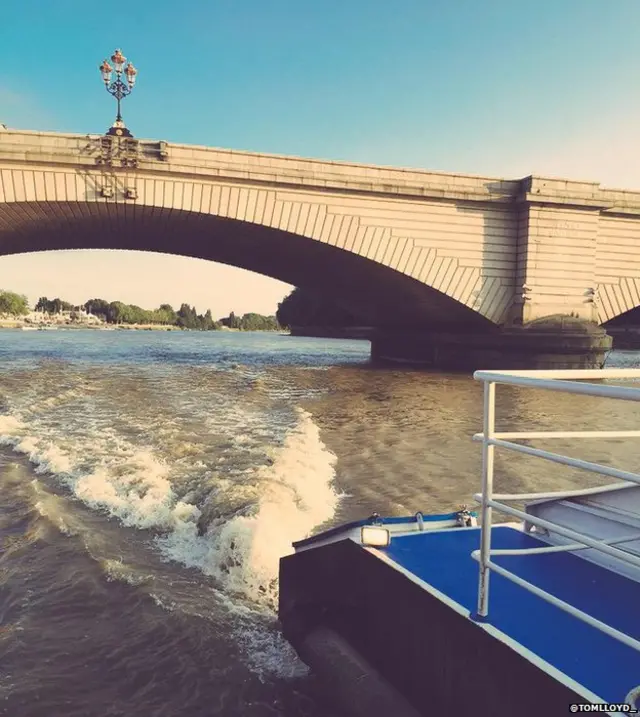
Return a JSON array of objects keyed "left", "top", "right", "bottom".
[
  {"left": 370, "top": 317, "right": 612, "bottom": 371},
  {"left": 507, "top": 177, "right": 609, "bottom": 325}
]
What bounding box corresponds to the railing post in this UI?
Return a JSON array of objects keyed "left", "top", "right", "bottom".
[{"left": 477, "top": 380, "right": 496, "bottom": 618}]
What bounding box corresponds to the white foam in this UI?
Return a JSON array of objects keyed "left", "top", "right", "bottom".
[
  {"left": 102, "top": 558, "right": 152, "bottom": 586},
  {"left": 0, "top": 415, "right": 25, "bottom": 436},
  {"left": 149, "top": 593, "right": 177, "bottom": 611},
  {"left": 156, "top": 408, "right": 341, "bottom": 607},
  {"left": 32, "top": 480, "right": 77, "bottom": 536},
  {"left": 233, "top": 618, "right": 310, "bottom": 681},
  {"left": 70, "top": 451, "right": 202, "bottom": 531},
  {"left": 0, "top": 414, "right": 204, "bottom": 533}
]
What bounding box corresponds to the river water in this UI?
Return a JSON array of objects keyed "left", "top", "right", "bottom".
[{"left": 0, "top": 329, "right": 638, "bottom": 717}]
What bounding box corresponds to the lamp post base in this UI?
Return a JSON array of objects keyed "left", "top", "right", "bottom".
[
  {"left": 106, "top": 119, "right": 133, "bottom": 138},
  {"left": 106, "top": 126, "right": 133, "bottom": 138}
]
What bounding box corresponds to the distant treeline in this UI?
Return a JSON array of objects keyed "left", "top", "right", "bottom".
[
  {"left": 0, "top": 285, "right": 366, "bottom": 331},
  {"left": 0, "top": 290, "right": 280, "bottom": 331},
  {"left": 276, "top": 286, "right": 362, "bottom": 328},
  {"left": 81, "top": 298, "right": 222, "bottom": 329}
]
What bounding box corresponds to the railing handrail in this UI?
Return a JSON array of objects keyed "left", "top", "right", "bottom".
[
  {"left": 481, "top": 436, "right": 640, "bottom": 486},
  {"left": 474, "top": 370, "right": 640, "bottom": 402},
  {"left": 474, "top": 529, "right": 640, "bottom": 557},
  {"left": 478, "top": 497, "right": 640, "bottom": 570},
  {"left": 473, "top": 430, "right": 640, "bottom": 439},
  {"left": 475, "top": 368, "right": 640, "bottom": 380},
  {"left": 472, "top": 480, "right": 635, "bottom": 503},
  {"left": 472, "top": 368, "right": 640, "bottom": 662}
]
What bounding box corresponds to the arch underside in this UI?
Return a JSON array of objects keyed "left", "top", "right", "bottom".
[
  {"left": 597, "top": 278, "right": 640, "bottom": 325},
  {"left": 601, "top": 298, "right": 640, "bottom": 327},
  {"left": 0, "top": 201, "right": 495, "bottom": 330}
]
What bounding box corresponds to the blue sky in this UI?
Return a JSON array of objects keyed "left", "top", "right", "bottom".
[{"left": 1, "top": 1, "right": 640, "bottom": 315}]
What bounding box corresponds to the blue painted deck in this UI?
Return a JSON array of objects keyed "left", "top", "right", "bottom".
[{"left": 381, "top": 526, "right": 640, "bottom": 705}]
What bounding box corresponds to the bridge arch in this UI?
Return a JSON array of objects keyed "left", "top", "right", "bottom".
[
  {"left": 601, "top": 302, "right": 640, "bottom": 328},
  {"left": 0, "top": 131, "right": 528, "bottom": 327},
  {"left": 595, "top": 213, "right": 640, "bottom": 323},
  {"left": 597, "top": 283, "right": 640, "bottom": 325},
  {"left": 0, "top": 198, "right": 493, "bottom": 329}
]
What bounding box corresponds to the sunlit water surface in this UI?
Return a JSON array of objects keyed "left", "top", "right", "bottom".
[{"left": 0, "top": 329, "right": 638, "bottom": 716}]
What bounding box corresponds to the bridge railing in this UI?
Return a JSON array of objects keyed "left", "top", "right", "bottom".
[{"left": 470, "top": 368, "right": 640, "bottom": 657}]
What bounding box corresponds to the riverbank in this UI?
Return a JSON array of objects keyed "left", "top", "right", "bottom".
[
  {"left": 0, "top": 320, "right": 181, "bottom": 331},
  {"left": 0, "top": 318, "right": 289, "bottom": 333}
]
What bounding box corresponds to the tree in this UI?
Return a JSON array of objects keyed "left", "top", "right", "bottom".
[
  {"left": 107, "top": 301, "right": 129, "bottom": 324},
  {"left": 0, "top": 290, "right": 29, "bottom": 316},
  {"left": 276, "top": 287, "right": 361, "bottom": 328},
  {"left": 35, "top": 297, "right": 72, "bottom": 315},
  {"left": 51, "top": 298, "right": 63, "bottom": 314},
  {"left": 201, "top": 309, "right": 222, "bottom": 330},
  {"left": 157, "top": 304, "right": 178, "bottom": 325},
  {"left": 177, "top": 303, "right": 196, "bottom": 329},
  {"left": 35, "top": 296, "right": 50, "bottom": 313},
  {"left": 84, "top": 298, "right": 111, "bottom": 320},
  {"left": 239, "top": 312, "right": 279, "bottom": 331}
]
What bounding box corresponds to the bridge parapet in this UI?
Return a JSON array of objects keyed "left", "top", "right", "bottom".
[
  {"left": 521, "top": 176, "right": 640, "bottom": 214},
  {"left": 3, "top": 129, "right": 640, "bottom": 214},
  {"left": 0, "top": 128, "right": 521, "bottom": 203}
]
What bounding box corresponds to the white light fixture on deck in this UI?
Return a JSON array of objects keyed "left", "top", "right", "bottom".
[{"left": 361, "top": 525, "right": 390, "bottom": 548}]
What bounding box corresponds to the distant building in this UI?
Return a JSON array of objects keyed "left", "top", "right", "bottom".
[{"left": 24, "top": 308, "right": 104, "bottom": 325}]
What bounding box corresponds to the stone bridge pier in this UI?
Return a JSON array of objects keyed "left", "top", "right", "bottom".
[
  {"left": 370, "top": 175, "right": 640, "bottom": 370},
  {"left": 369, "top": 319, "right": 612, "bottom": 371}
]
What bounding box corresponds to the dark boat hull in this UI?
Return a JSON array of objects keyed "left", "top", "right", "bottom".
[
  {"left": 298, "top": 626, "right": 420, "bottom": 717},
  {"left": 279, "top": 537, "right": 587, "bottom": 717}
]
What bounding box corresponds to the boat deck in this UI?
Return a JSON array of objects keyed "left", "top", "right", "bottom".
[{"left": 379, "top": 525, "right": 640, "bottom": 705}]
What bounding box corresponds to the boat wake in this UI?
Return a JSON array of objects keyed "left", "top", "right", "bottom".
[
  {"left": 0, "top": 385, "right": 340, "bottom": 677},
  {"left": 156, "top": 408, "right": 340, "bottom": 607}
]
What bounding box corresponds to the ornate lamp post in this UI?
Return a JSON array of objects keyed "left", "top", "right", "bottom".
[{"left": 99, "top": 49, "right": 137, "bottom": 137}]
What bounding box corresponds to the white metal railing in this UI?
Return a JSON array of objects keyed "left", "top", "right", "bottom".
[{"left": 471, "top": 368, "right": 640, "bottom": 656}]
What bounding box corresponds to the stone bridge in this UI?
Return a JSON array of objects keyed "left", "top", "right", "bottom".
[{"left": 1, "top": 126, "right": 639, "bottom": 367}]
